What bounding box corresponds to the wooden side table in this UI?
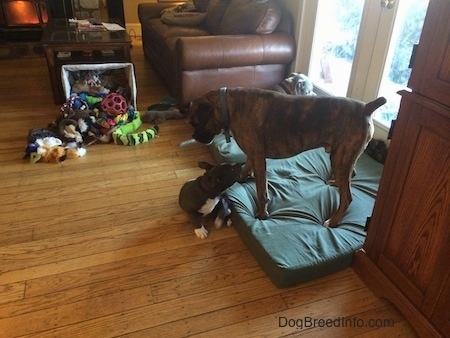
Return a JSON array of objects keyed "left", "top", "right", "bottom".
[{"left": 41, "top": 19, "right": 131, "bottom": 104}]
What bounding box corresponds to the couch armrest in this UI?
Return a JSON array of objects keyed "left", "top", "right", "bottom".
[
  {"left": 176, "top": 33, "right": 296, "bottom": 70},
  {"left": 138, "top": 3, "right": 182, "bottom": 22}
]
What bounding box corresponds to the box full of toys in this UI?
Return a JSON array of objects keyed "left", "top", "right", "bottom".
[
  {"left": 61, "top": 63, "right": 137, "bottom": 109},
  {"left": 24, "top": 63, "right": 162, "bottom": 164}
]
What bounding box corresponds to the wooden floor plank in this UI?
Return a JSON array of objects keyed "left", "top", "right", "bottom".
[
  {"left": 120, "top": 294, "right": 288, "bottom": 338},
  {"left": 190, "top": 288, "right": 408, "bottom": 337},
  {"left": 0, "top": 37, "right": 417, "bottom": 337}
]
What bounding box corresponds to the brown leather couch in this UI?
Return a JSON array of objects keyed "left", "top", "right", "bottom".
[{"left": 138, "top": 0, "right": 296, "bottom": 106}]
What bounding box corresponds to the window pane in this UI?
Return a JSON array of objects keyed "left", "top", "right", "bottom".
[
  {"left": 375, "top": 0, "right": 429, "bottom": 127},
  {"left": 309, "top": 0, "right": 364, "bottom": 96}
]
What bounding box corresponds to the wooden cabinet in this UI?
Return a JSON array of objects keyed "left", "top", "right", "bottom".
[
  {"left": 352, "top": 0, "right": 450, "bottom": 337},
  {"left": 408, "top": 0, "right": 450, "bottom": 107}
]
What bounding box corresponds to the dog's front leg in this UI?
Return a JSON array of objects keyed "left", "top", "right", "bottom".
[
  {"left": 188, "top": 214, "right": 209, "bottom": 238},
  {"left": 194, "top": 226, "right": 209, "bottom": 239},
  {"left": 250, "top": 156, "right": 269, "bottom": 220}
]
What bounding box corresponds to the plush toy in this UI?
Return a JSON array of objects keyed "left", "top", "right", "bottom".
[
  {"left": 35, "top": 137, "right": 66, "bottom": 163},
  {"left": 100, "top": 70, "right": 132, "bottom": 102},
  {"left": 71, "top": 70, "right": 110, "bottom": 96},
  {"left": 53, "top": 108, "right": 97, "bottom": 146},
  {"left": 25, "top": 136, "right": 86, "bottom": 164},
  {"left": 26, "top": 127, "right": 58, "bottom": 143},
  {"left": 24, "top": 128, "right": 57, "bottom": 161},
  {"left": 71, "top": 80, "right": 110, "bottom": 97},
  {"left": 112, "top": 113, "right": 159, "bottom": 146},
  {"left": 141, "top": 107, "right": 184, "bottom": 124},
  {"left": 79, "top": 93, "right": 103, "bottom": 110},
  {"left": 59, "top": 121, "right": 83, "bottom": 144}
]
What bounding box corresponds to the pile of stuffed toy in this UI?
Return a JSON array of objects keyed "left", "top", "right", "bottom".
[{"left": 24, "top": 68, "right": 184, "bottom": 164}]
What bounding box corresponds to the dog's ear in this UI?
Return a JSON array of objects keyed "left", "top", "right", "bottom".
[
  {"left": 198, "top": 161, "right": 214, "bottom": 171},
  {"left": 195, "top": 102, "right": 213, "bottom": 127}
]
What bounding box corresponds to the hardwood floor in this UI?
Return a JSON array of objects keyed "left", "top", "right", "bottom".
[{"left": 0, "top": 37, "right": 417, "bottom": 337}]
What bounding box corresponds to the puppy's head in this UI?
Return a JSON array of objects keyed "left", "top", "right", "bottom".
[
  {"left": 283, "top": 73, "right": 315, "bottom": 96},
  {"left": 189, "top": 93, "right": 222, "bottom": 144},
  {"left": 198, "top": 161, "right": 242, "bottom": 192}
]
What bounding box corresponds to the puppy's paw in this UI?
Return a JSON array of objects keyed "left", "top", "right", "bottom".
[
  {"left": 226, "top": 218, "right": 232, "bottom": 227},
  {"left": 194, "top": 226, "right": 208, "bottom": 239}
]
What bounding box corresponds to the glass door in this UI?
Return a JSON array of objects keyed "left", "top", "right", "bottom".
[
  {"left": 309, "top": 0, "right": 365, "bottom": 96},
  {"left": 375, "top": 0, "right": 429, "bottom": 127},
  {"left": 299, "top": 0, "right": 429, "bottom": 129}
]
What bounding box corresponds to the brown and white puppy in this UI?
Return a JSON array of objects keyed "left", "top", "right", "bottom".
[
  {"left": 179, "top": 161, "right": 242, "bottom": 238},
  {"left": 189, "top": 87, "right": 386, "bottom": 227}
]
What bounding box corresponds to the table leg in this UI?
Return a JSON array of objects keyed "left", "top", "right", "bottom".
[{"left": 44, "top": 47, "right": 65, "bottom": 105}]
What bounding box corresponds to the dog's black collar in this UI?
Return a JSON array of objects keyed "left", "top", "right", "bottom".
[{"left": 220, "top": 87, "right": 231, "bottom": 143}]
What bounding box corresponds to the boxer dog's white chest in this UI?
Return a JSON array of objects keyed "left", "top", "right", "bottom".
[{"left": 199, "top": 197, "right": 220, "bottom": 215}]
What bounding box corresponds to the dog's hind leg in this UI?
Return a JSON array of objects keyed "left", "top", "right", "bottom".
[
  {"left": 214, "top": 195, "right": 232, "bottom": 228},
  {"left": 325, "top": 151, "right": 356, "bottom": 227},
  {"left": 324, "top": 175, "right": 352, "bottom": 227},
  {"left": 249, "top": 156, "right": 269, "bottom": 220},
  {"left": 327, "top": 168, "right": 356, "bottom": 186}
]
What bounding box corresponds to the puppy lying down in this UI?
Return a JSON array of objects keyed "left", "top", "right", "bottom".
[{"left": 179, "top": 161, "right": 242, "bottom": 238}]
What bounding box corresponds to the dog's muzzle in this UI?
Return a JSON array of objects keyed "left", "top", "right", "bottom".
[{"left": 192, "top": 129, "right": 216, "bottom": 144}]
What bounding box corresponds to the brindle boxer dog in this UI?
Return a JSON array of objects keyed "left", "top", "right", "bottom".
[{"left": 189, "top": 87, "right": 386, "bottom": 227}]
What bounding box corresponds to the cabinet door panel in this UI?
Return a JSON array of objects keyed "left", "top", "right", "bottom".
[
  {"left": 376, "top": 99, "right": 450, "bottom": 307},
  {"left": 408, "top": 0, "right": 450, "bottom": 107}
]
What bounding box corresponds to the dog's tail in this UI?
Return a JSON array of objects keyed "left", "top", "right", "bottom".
[{"left": 365, "top": 97, "right": 387, "bottom": 116}]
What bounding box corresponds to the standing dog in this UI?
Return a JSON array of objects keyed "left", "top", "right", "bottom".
[
  {"left": 189, "top": 88, "right": 386, "bottom": 227},
  {"left": 179, "top": 161, "right": 242, "bottom": 238}
]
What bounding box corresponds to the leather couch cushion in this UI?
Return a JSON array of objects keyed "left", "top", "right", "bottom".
[
  {"left": 219, "top": 0, "right": 281, "bottom": 35},
  {"left": 204, "top": 0, "right": 230, "bottom": 34},
  {"left": 193, "top": 0, "right": 210, "bottom": 12},
  {"left": 145, "top": 17, "right": 208, "bottom": 40},
  {"left": 161, "top": 12, "right": 207, "bottom": 26}
]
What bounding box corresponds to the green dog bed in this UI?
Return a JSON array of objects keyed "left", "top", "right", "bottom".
[{"left": 210, "top": 135, "right": 383, "bottom": 288}]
